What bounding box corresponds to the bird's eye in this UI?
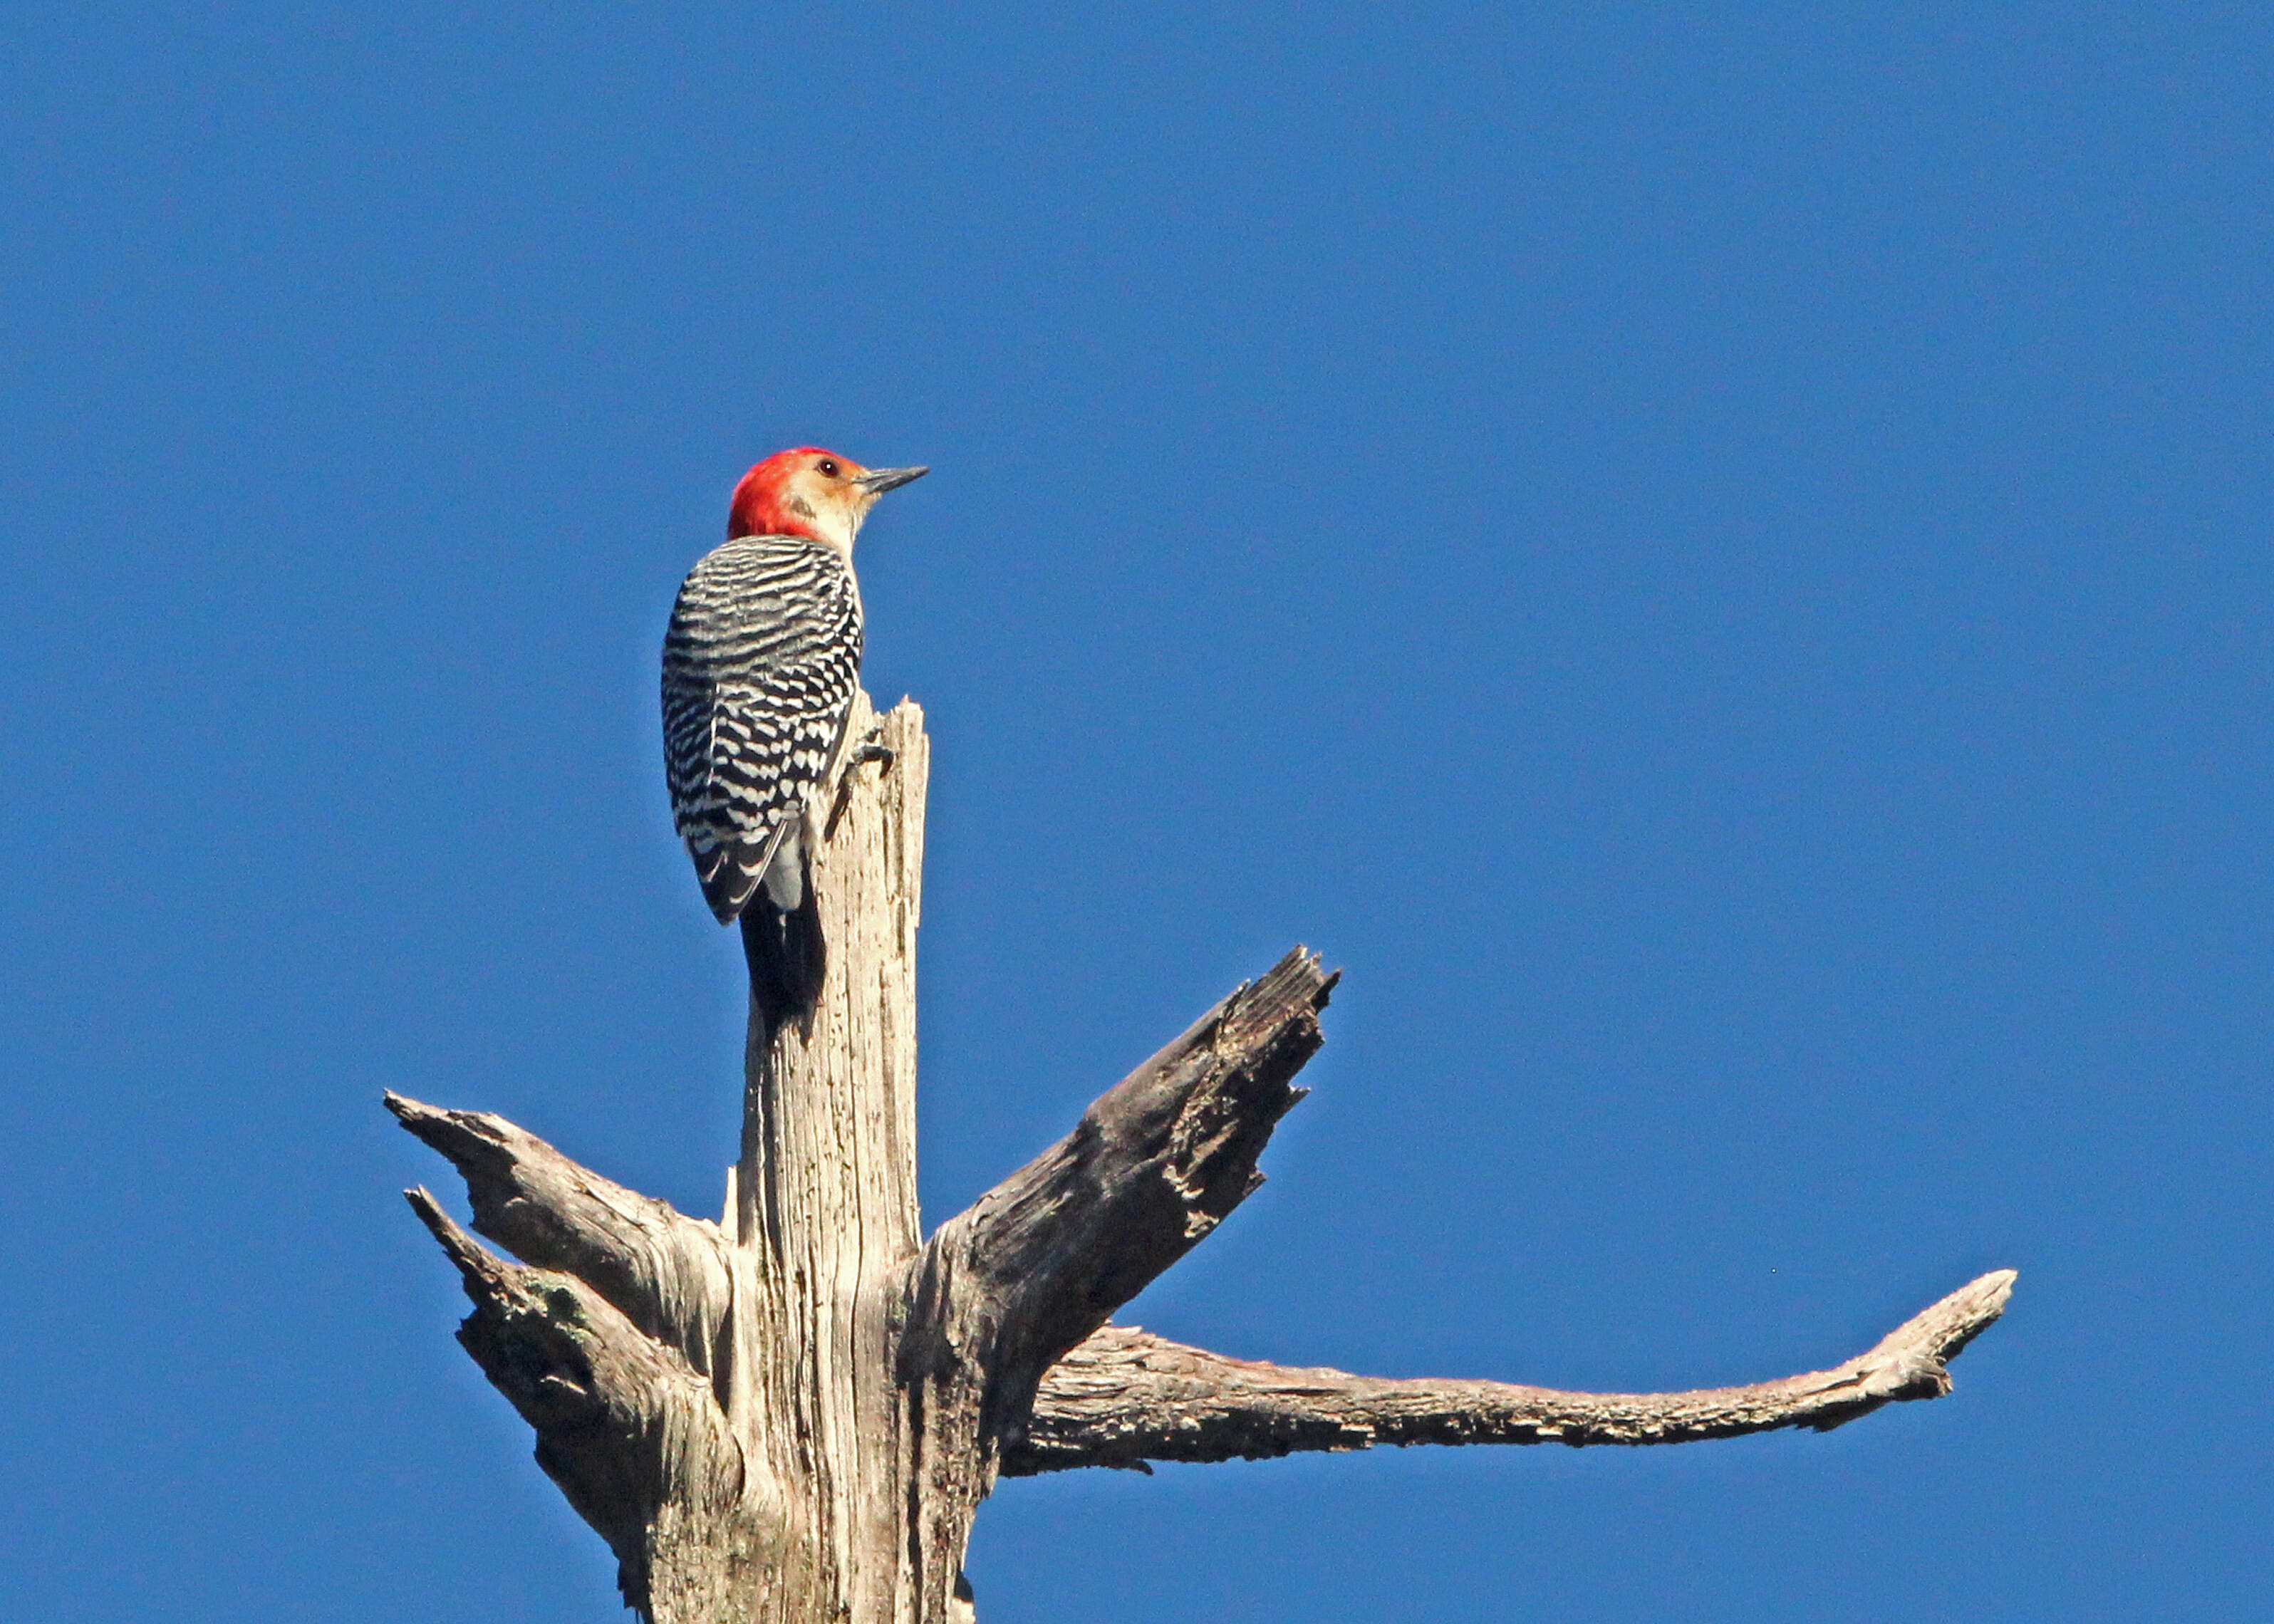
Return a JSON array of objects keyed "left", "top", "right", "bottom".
[{"left": 816, "top": 458, "right": 841, "bottom": 478}]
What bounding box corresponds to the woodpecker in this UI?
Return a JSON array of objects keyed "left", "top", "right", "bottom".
[{"left": 663, "top": 447, "right": 927, "bottom": 1027}]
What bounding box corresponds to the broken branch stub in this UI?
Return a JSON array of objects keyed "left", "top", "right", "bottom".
[
  {"left": 907, "top": 948, "right": 1335, "bottom": 1446},
  {"left": 403, "top": 1188, "right": 748, "bottom": 1612}
]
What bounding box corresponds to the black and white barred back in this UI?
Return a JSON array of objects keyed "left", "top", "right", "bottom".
[{"left": 663, "top": 533, "right": 863, "bottom": 925}]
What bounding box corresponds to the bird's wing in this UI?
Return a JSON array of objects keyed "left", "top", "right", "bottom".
[{"left": 663, "top": 536, "right": 863, "bottom": 923}]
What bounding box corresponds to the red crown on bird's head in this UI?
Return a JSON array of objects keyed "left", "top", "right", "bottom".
[
  {"left": 726, "top": 448, "right": 930, "bottom": 554},
  {"left": 729, "top": 447, "right": 842, "bottom": 542}
]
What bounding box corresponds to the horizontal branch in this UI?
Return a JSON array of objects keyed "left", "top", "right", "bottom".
[
  {"left": 388, "top": 1093, "right": 732, "bottom": 1378},
  {"left": 1007, "top": 1269, "right": 2015, "bottom": 1474}
]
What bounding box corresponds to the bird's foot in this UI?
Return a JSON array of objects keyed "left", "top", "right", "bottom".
[{"left": 825, "top": 729, "right": 896, "bottom": 836}]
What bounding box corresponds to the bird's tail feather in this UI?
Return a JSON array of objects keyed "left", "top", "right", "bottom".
[{"left": 740, "top": 883, "right": 826, "bottom": 1038}]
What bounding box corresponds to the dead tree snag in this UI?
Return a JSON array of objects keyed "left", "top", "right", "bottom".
[{"left": 394, "top": 693, "right": 2013, "bottom": 1623}]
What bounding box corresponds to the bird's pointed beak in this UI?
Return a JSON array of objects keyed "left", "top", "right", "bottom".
[{"left": 854, "top": 465, "right": 928, "bottom": 496}]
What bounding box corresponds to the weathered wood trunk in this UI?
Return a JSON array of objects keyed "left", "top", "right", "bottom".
[
  {"left": 709, "top": 693, "right": 932, "bottom": 1623},
  {"left": 393, "top": 692, "right": 2013, "bottom": 1623}
]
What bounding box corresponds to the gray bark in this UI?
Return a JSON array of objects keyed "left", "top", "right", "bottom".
[
  {"left": 1008, "top": 1270, "right": 2015, "bottom": 1472},
  {"left": 394, "top": 693, "right": 2013, "bottom": 1623}
]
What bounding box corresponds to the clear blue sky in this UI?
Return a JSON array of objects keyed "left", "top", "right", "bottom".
[{"left": 3, "top": 3, "right": 2266, "bottom": 1618}]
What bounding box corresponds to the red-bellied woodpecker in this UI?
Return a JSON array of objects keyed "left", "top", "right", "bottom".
[{"left": 663, "top": 447, "right": 927, "bottom": 1026}]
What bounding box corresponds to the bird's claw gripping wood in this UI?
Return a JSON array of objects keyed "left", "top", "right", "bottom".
[{"left": 827, "top": 729, "right": 896, "bottom": 838}]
